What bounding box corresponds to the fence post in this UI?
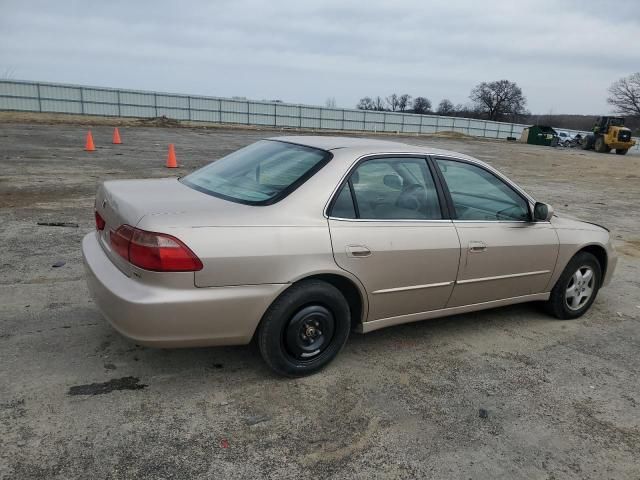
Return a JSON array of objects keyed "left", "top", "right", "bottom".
[
  {"left": 246, "top": 101, "right": 250, "bottom": 125},
  {"left": 298, "top": 106, "right": 302, "bottom": 129},
  {"left": 383, "top": 113, "right": 387, "bottom": 133},
  {"left": 483, "top": 121, "right": 487, "bottom": 138},
  {"left": 36, "top": 83, "right": 42, "bottom": 112},
  {"left": 274, "top": 103, "right": 277, "bottom": 127},
  {"left": 419, "top": 114, "right": 424, "bottom": 134},
  {"left": 467, "top": 118, "right": 471, "bottom": 136},
  {"left": 435, "top": 116, "right": 440, "bottom": 133},
  {"left": 153, "top": 93, "right": 158, "bottom": 117},
  {"left": 187, "top": 96, "right": 192, "bottom": 121},
  {"left": 342, "top": 109, "right": 345, "bottom": 131},
  {"left": 79, "top": 87, "right": 85, "bottom": 114},
  {"left": 362, "top": 111, "right": 366, "bottom": 131}
]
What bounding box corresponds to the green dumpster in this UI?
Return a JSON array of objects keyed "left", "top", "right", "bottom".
[{"left": 519, "top": 125, "right": 559, "bottom": 146}]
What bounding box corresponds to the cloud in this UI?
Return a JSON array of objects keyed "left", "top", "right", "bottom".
[{"left": 1, "top": 0, "right": 638, "bottom": 114}]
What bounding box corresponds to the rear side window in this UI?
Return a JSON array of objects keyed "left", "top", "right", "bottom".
[
  {"left": 331, "top": 183, "right": 357, "bottom": 219},
  {"left": 329, "top": 157, "right": 442, "bottom": 220},
  {"left": 181, "top": 140, "right": 331, "bottom": 205}
]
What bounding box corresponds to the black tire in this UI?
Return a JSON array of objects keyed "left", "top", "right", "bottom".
[
  {"left": 544, "top": 252, "right": 602, "bottom": 320},
  {"left": 257, "top": 280, "right": 350, "bottom": 377},
  {"left": 616, "top": 149, "right": 628, "bottom": 155},
  {"left": 595, "top": 136, "right": 608, "bottom": 153}
]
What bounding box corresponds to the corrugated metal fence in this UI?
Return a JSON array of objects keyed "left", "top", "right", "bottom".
[{"left": 0, "top": 79, "right": 625, "bottom": 145}]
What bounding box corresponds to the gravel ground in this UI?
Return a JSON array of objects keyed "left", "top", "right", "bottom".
[{"left": 1, "top": 120, "right": 639, "bottom": 479}]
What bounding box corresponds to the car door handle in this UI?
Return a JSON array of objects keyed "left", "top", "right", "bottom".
[
  {"left": 346, "top": 245, "right": 371, "bottom": 257},
  {"left": 468, "top": 241, "right": 487, "bottom": 253}
]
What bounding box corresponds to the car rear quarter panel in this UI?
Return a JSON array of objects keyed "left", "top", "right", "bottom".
[{"left": 184, "top": 224, "right": 339, "bottom": 287}]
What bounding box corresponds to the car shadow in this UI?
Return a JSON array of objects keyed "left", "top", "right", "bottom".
[{"left": 98, "top": 301, "right": 555, "bottom": 381}]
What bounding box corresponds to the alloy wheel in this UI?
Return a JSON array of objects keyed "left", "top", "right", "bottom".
[{"left": 565, "top": 266, "right": 595, "bottom": 311}]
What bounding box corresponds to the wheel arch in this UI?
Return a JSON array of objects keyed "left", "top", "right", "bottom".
[
  {"left": 577, "top": 244, "right": 608, "bottom": 286},
  {"left": 302, "top": 273, "right": 367, "bottom": 331},
  {"left": 251, "top": 270, "right": 369, "bottom": 343}
]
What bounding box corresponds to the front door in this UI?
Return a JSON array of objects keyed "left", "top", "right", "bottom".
[
  {"left": 327, "top": 156, "right": 461, "bottom": 321},
  {"left": 433, "top": 157, "right": 559, "bottom": 307}
]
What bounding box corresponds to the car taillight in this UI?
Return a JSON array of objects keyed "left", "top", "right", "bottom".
[
  {"left": 109, "top": 225, "right": 203, "bottom": 272},
  {"left": 95, "top": 211, "right": 106, "bottom": 231}
]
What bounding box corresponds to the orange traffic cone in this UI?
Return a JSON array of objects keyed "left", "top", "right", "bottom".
[
  {"left": 166, "top": 144, "right": 178, "bottom": 168},
  {"left": 112, "top": 127, "right": 122, "bottom": 144},
  {"left": 85, "top": 131, "right": 95, "bottom": 152}
]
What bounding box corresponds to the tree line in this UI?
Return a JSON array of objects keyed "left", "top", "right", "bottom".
[
  {"left": 356, "top": 80, "right": 527, "bottom": 122},
  {"left": 354, "top": 73, "right": 640, "bottom": 133}
]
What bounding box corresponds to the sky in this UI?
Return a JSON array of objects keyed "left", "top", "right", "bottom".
[{"left": 1, "top": 0, "right": 639, "bottom": 115}]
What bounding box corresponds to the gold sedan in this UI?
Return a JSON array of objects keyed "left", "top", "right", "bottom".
[{"left": 83, "top": 137, "right": 616, "bottom": 376}]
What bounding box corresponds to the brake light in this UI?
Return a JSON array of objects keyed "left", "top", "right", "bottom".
[
  {"left": 95, "top": 211, "right": 106, "bottom": 231},
  {"left": 109, "top": 225, "right": 203, "bottom": 272}
]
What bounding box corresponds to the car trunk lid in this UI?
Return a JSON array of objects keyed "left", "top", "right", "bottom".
[{"left": 94, "top": 178, "right": 227, "bottom": 275}]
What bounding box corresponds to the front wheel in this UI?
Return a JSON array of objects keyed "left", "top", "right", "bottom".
[
  {"left": 544, "top": 252, "right": 602, "bottom": 319},
  {"left": 257, "top": 280, "right": 351, "bottom": 377},
  {"left": 595, "top": 136, "right": 608, "bottom": 153}
]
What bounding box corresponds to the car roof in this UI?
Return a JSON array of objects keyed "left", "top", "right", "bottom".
[{"left": 268, "top": 135, "right": 475, "bottom": 160}]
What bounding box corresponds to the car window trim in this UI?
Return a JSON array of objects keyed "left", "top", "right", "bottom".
[
  {"left": 326, "top": 153, "right": 450, "bottom": 222},
  {"left": 432, "top": 155, "right": 534, "bottom": 222}
]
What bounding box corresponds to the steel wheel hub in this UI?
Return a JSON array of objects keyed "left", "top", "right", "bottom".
[
  {"left": 285, "top": 305, "right": 335, "bottom": 361},
  {"left": 565, "top": 266, "right": 595, "bottom": 311}
]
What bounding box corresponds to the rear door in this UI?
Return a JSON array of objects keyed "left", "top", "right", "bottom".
[
  {"left": 328, "top": 156, "right": 460, "bottom": 322},
  {"left": 433, "top": 157, "right": 559, "bottom": 307}
]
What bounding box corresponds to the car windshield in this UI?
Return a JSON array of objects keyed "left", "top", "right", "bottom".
[{"left": 181, "top": 140, "right": 331, "bottom": 205}]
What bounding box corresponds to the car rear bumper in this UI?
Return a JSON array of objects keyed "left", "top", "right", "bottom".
[{"left": 82, "top": 232, "right": 287, "bottom": 347}]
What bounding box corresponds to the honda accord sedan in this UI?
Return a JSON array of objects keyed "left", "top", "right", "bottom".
[{"left": 82, "top": 136, "right": 617, "bottom": 376}]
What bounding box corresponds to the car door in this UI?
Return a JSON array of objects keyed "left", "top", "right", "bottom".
[
  {"left": 327, "top": 156, "right": 460, "bottom": 322},
  {"left": 433, "top": 157, "right": 559, "bottom": 307}
]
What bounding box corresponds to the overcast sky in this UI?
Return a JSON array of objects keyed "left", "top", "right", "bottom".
[{"left": 1, "top": 0, "right": 639, "bottom": 114}]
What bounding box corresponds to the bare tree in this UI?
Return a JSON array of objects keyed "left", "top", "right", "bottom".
[
  {"left": 386, "top": 94, "right": 399, "bottom": 112},
  {"left": 469, "top": 80, "right": 527, "bottom": 121},
  {"left": 436, "top": 99, "right": 455, "bottom": 116},
  {"left": 357, "top": 97, "right": 374, "bottom": 110},
  {"left": 1, "top": 67, "right": 15, "bottom": 79},
  {"left": 607, "top": 73, "right": 640, "bottom": 117},
  {"left": 398, "top": 94, "right": 412, "bottom": 112},
  {"left": 325, "top": 97, "right": 337, "bottom": 108},
  {"left": 373, "top": 96, "right": 386, "bottom": 111},
  {"left": 412, "top": 97, "right": 432, "bottom": 114}
]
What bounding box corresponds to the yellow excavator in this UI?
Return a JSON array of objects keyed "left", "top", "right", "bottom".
[{"left": 583, "top": 116, "right": 636, "bottom": 155}]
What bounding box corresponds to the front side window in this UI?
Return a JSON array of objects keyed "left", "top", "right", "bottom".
[
  {"left": 181, "top": 140, "right": 331, "bottom": 205},
  {"left": 330, "top": 157, "right": 442, "bottom": 220},
  {"left": 436, "top": 158, "right": 530, "bottom": 221}
]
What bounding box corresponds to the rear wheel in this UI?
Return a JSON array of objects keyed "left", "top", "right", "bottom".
[
  {"left": 257, "top": 280, "right": 350, "bottom": 377},
  {"left": 616, "top": 149, "right": 628, "bottom": 155},
  {"left": 544, "top": 252, "right": 601, "bottom": 319}
]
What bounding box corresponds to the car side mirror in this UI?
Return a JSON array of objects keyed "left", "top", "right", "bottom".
[
  {"left": 533, "top": 202, "right": 554, "bottom": 221},
  {"left": 383, "top": 174, "right": 402, "bottom": 190}
]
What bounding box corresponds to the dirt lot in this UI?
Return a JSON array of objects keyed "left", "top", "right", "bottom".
[{"left": 1, "top": 119, "right": 639, "bottom": 479}]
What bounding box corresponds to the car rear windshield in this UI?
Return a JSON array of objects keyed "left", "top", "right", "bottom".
[{"left": 181, "top": 140, "right": 331, "bottom": 205}]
